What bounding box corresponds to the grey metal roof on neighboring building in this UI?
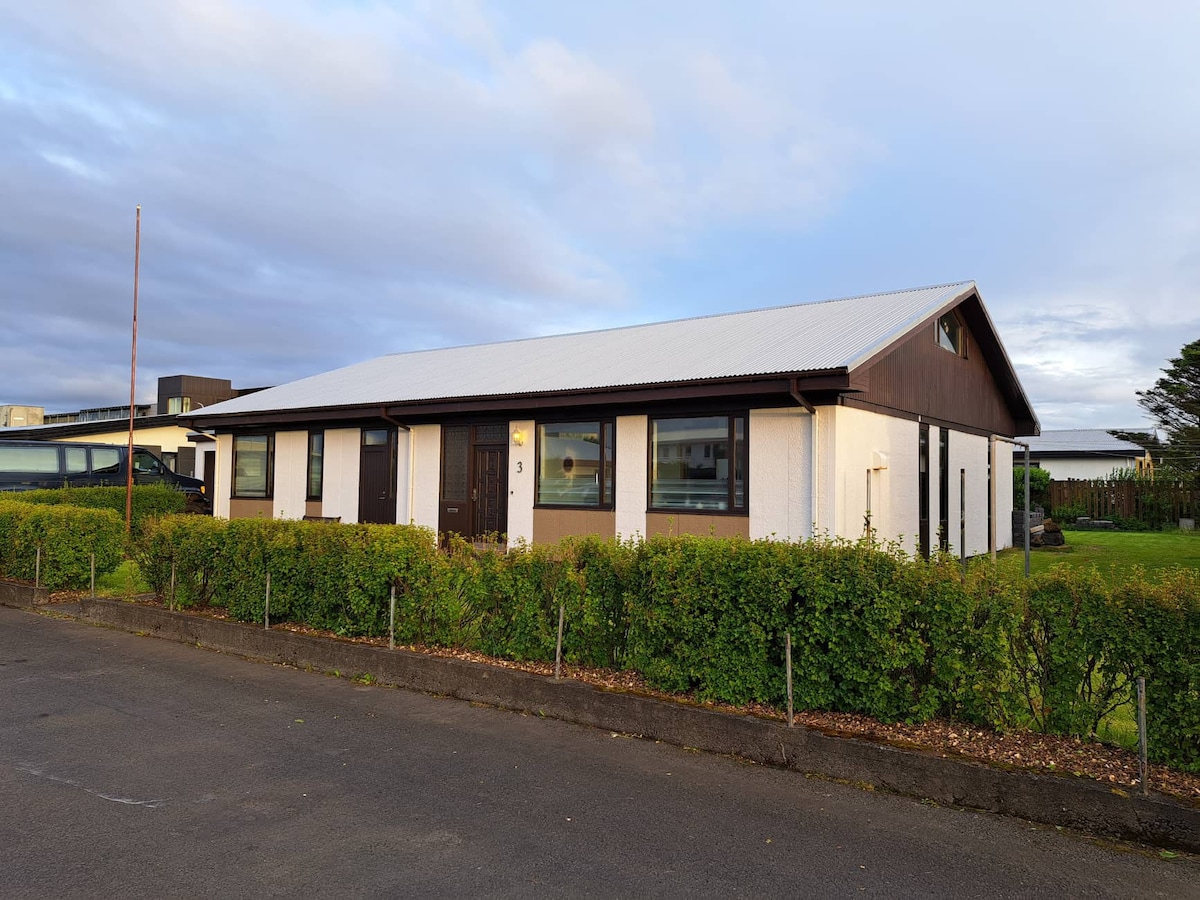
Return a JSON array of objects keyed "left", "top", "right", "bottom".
[
  {"left": 1023, "top": 429, "right": 1150, "bottom": 455},
  {"left": 191, "top": 281, "right": 980, "bottom": 418}
]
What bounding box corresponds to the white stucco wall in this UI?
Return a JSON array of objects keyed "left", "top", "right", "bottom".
[
  {"left": 995, "top": 439, "right": 1015, "bottom": 551},
  {"left": 57, "top": 424, "right": 196, "bottom": 455},
  {"left": 214, "top": 435, "right": 232, "bottom": 519},
  {"left": 507, "top": 419, "right": 535, "bottom": 544},
  {"left": 749, "top": 407, "right": 813, "bottom": 541},
  {"left": 615, "top": 415, "right": 648, "bottom": 540},
  {"left": 1034, "top": 457, "right": 1141, "bottom": 481},
  {"left": 271, "top": 431, "right": 308, "bottom": 520},
  {"left": 409, "top": 424, "right": 441, "bottom": 531},
  {"left": 947, "top": 430, "right": 990, "bottom": 557},
  {"left": 321, "top": 428, "right": 361, "bottom": 523},
  {"left": 827, "top": 406, "right": 920, "bottom": 554}
]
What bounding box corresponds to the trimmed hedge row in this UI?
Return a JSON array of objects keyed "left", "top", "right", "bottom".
[
  {"left": 0, "top": 496, "right": 124, "bottom": 590},
  {"left": 10, "top": 484, "right": 187, "bottom": 536},
  {"left": 134, "top": 517, "right": 1200, "bottom": 771}
]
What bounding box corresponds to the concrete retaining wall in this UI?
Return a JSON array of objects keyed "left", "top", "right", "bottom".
[
  {"left": 76, "top": 597, "right": 1199, "bottom": 852},
  {"left": 0, "top": 579, "right": 51, "bottom": 608}
]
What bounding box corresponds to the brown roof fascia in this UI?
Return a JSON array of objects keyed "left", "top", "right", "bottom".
[{"left": 182, "top": 371, "right": 853, "bottom": 431}]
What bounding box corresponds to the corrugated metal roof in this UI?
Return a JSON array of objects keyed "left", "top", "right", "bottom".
[
  {"left": 191, "top": 281, "right": 977, "bottom": 418},
  {"left": 1023, "top": 429, "right": 1149, "bottom": 454}
]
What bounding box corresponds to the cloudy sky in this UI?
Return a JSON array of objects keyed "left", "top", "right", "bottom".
[{"left": 2, "top": 1, "right": 1197, "bottom": 429}]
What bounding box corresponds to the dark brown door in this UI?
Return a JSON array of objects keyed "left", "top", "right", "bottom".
[
  {"left": 438, "top": 424, "right": 508, "bottom": 539},
  {"left": 359, "top": 428, "right": 396, "bottom": 524},
  {"left": 473, "top": 446, "right": 507, "bottom": 536}
]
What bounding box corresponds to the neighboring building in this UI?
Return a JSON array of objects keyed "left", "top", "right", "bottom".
[
  {"left": 0, "top": 375, "right": 262, "bottom": 487},
  {"left": 0, "top": 405, "right": 44, "bottom": 428},
  {"left": 186, "top": 281, "right": 1038, "bottom": 559},
  {"left": 1021, "top": 429, "right": 1153, "bottom": 480}
]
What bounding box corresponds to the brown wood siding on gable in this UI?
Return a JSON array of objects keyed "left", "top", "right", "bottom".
[{"left": 859, "top": 311, "right": 1019, "bottom": 436}]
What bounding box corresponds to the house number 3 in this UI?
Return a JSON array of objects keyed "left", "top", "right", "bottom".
[{"left": 516, "top": 461, "right": 523, "bottom": 473}]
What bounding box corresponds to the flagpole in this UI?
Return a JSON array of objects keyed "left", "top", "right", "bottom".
[{"left": 126, "top": 205, "right": 141, "bottom": 534}]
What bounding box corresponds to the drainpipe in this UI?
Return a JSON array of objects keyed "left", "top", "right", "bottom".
[
  {"left": 790, "top": 379, "right": 819, "bottom": 539},
  {"left": 381, "top": 409, "right": 415, "bottom": 525}
]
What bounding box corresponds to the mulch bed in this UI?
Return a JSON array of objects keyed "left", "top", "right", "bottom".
[{"left": 53, "top": 590, "right": 1200, "bottom": 805}]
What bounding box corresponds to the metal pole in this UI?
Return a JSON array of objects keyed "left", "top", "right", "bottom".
[
  {"left": 1024, "top": 445, "right": 1031, "bottom": 578},
  {"left": 125, "top": 205, "right": 141, "bottom": 535},
  {"left": 169, "top": 562, "right": 176, "bottom": 612},
  {"left": 35, "top": 546, "right": 41, "bottom": 588},
  {"left": 389, "top": 584, "right": 396, "bottom": 651},
  {"left": 554, "top": 602, "right": 565, "bottom": 680},
  {"left": 264, "top": 571, "right": 271, "bottom": 630},
  {"left": 785, "top": 631, "right": 794, "bottom": 728},
  {"left": 90, "top": 553, "right": 95, "bottom": 598},
  {"left": 1137, "top": 677, "right": 1148, "bottom": 795}
]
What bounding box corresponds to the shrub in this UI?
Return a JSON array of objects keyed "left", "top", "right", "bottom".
[
  {"left": 0, "top": 496, "right": 124, "bottom": 590},
  {"left": 12, "top": 485, "right": 187, "bottom": 536}
]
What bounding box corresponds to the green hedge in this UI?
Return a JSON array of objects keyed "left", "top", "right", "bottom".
[
  {"left": 0, "top": 496, "right": 124, "bottom": 590},
  {"left": 132, "top": 517, "right": 1200, "bottom": 772},
  {"left": 11, "top": 485, "right": 187, "bottom": 536}
]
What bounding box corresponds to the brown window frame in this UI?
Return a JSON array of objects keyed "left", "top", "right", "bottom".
[
  {"left": 306, "top": 430, "right": 324, "bottom": 501},
  {"left": 232, "top": 432, "right": 275, "bottom": 500},
  {"left": 935, "top": 311, "right": 965, "bottom": 357},
  {"left": 533, "top": 419, "right": 615, "bottom": 510},
  {"left": 647, "top": 412, "right": 748, "bottom": 516}
]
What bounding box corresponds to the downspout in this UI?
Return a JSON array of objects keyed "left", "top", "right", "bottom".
[
  {"left": 381, "top": 409, "right": 415, "bottom": 526},
  {"left": 790, "top": 378, "right": 819, "bottom": 539}
]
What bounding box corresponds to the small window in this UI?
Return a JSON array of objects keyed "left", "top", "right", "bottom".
[
  {"left": 233, "top": 434, "right": 274, "bottom": 498},
  {"left": 649, "top": 415, "right": 747, "bottom": 512},
  {"left": 65, "top": 447, "right": 88, "bottom": 474},
  {"left": 91, "top": 448, "right": 120, "bottom": 475},
  {"left": 536, "top": 421, "right": 614, "bottom": 508},
  {"left": 937, "top": 312, "right": 963, "bottom": 355},
  {"left": 362, "top": 429, "right": 389, "bottom": 447},
  {"left": 307, "top": 431, "right": 324, "bottom": 501}
]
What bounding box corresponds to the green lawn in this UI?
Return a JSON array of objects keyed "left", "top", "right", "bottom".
[
  {"left": 95, "top": 560, "right": 151, "bottom": 597},
  {"left": 998, "top": 528, "right": 1200, "bottom": 578}
]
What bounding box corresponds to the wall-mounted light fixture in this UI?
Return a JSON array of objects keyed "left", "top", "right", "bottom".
[{"left": 511, "top": 428, "right": 526, "bottom": 447}]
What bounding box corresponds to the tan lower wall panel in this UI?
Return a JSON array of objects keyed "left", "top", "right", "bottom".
[
  {"left": 645, "top": 512, "right": 749, "bottom": 539},
  {"left": 532, "top": 508, "right": 617, "bottom": 544},
  {"left": 229, "top": 499, "right": 274, "bottom": 519},
  {"left": 305, "top": 500, "right": 324, "bottom": 519}
]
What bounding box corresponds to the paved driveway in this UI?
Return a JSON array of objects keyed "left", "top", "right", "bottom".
[{"left": 1, "top": 606, "right": 1195, "bottom": 898}]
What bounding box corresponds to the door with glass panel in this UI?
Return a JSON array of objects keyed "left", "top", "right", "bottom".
[
  {"left": 438, "top": 423, "right": 508, "bottom": 539},
  {"left": 358, "top": 428, "right": 396, "bottom": 524}
]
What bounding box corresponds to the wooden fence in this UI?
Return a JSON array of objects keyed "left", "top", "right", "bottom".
[{"left": 1049, "top": 478, "right": 1200, "bottom": 526}]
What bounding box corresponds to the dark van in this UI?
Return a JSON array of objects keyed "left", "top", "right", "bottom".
[{"left": 0, "top": 440, "right": 210, "bottom": 512}]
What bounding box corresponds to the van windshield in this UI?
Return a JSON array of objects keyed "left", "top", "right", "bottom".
[{"left": 0, "top": 445, "right": 59, "bottom": 473}]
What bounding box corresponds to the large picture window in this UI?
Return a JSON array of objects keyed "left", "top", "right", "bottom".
[
  {"left": 536, "top": 421, "right": 614, "bottom": 508},
  {"left": 307, "top": 431, "right": 324, "bottom": 500},
  {"left": 233, "top": 434, "right": 274, "bottom": 499},
  {"left": 650, "top": 415, "right": 746, "bottom": 512}
]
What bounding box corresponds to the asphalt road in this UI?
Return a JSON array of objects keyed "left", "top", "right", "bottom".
[{"left": 1, "top": 607, "right": 1196, "bottom": 899}]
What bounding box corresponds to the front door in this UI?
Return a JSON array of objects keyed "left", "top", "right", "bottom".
[
  {"left": 438, "top": 423, "right": 508, "bottom": 539},
  {"left": 359, "top": 428, "right": 397, "bottom": 524}
]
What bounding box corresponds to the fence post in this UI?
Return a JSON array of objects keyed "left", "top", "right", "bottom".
[
  {"left": 35, "top": 545, "right": 41, "bottom": 588},
  {"left": 554, "top": 602, "right": 565, "bottom": 680},
  {"left": 389, "top": 584, "right": 396, "bottom": 651},
  {"left": 90, "top": 553, "right": 96, "bottom": 598},
  {"left": 169, "top": 561, "right": 176, "bottom": 612},
  {"left": 264, "top": 571, "right": 271, "bottom": 630},
  {"left": 1137, "top": 676, "right": 1149, "bottom": 796},
  {"left": 785, "top": 631, "right": 794, "bottom": 728}
]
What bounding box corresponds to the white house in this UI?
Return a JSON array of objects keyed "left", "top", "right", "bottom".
[
  {"left": 1023, "top": 429, "right": 1152, "bottom": 481},
  {"left": 186, "top": 281, "right": 1039, "bottom": 559}
]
